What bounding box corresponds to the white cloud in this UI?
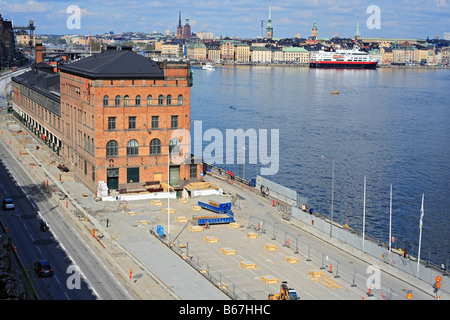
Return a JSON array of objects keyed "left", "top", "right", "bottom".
[{"left": 0, "top": 0, "right": 51, "bottom": 13}]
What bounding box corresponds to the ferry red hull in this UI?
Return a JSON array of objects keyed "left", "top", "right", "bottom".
[{"left": 310, "top": 61, "right": 378, "bottom": 69}]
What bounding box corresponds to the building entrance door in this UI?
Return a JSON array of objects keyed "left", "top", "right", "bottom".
[
  {"left": 107, "top": 168, "right": 119, "bottom": 190},
  {"left": 169, "top": 166, "right": 180, "bottom": 186}
]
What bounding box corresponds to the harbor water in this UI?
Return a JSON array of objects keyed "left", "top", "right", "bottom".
[{"left": 190, "top": 65, "right": 450, "bottom": 267}]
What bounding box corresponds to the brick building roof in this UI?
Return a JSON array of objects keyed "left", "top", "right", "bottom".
[{"left": 59, "top": 47, "right": 164, "bottom": 80}]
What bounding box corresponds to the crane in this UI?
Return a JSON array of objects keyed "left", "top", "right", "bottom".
[{"left": 13, "top": 19, "right": 36, "bottom": 47}]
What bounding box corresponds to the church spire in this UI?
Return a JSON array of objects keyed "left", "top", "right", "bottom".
[{"left": 265, "top": 1, "right": 273, "bottom": 39}]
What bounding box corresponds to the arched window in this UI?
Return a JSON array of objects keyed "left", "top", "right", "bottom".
[
  {"left": 124, "top": 95, "right": 130, "bottom": 106},
  {"left": 135, "top": 95, "right": 141, "bottom": 106},
  {"left": 115, "top": 95, "right": 121, "bottom": 106},
  {"left": 149, "top": 138, "right": 161, "bottom": 155},
  {"left": 127, "top": 139, "right": 139, "bottom": 156},
  {"left": 158, "top": 95, "right": 164, "bottom": 105},
  {"left": 106, "top": 140, "right": 118, "bottom": 157},
  {"left": 147, "top": 95, "right": 152, "bottom": 106},
  {"left": 178, "top": 94, "right": 183, "bottom": 105},
  {"left": 167, "top": 95, "right": 172, "bottom": 105},
  {"left": 169, "top": 138, "right": 180, "bottom": 155},
  {"left": 103, "top": 95, "right": 109, "bottom": 106}
]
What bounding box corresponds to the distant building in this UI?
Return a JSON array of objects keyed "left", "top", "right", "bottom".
[
  {"left": 0, "top": 14, "right": 17, "bottom": 67},
  {"left": 251, "top": 46, "right": 271, "bottom": 63},
  {"left": 283, "top": 47, "right": 310, "bottom": 63},
  {"left": 220, "top": 40, "right": 235, "bottom": 61},
  {"left": 161, "top": 42, "right": 182, "bottom": 57},
  {"left": 234, "top": 41, "right": 250, "bottom": 62},
  {"left": 186, "top": 41, "right": 207, "bottom": 60},
  {"left": 271, "top": 47, "right": 283, "bottom": 62},
  {"left": 196, "top": 32, "right": 214, "bottom": 40},
  {"left": 206, "top": 44, "right": 221, "bottom": 62},
  {"left": 380, "top": 47, "right": 393, "bottom": 64},
  {"left": 444, "top": 32, "right": 450, "bottom": 41}
]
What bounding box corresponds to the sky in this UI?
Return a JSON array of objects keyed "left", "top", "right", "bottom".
[{"left": 0, "top": 0, "right": 449, "bottom": 39}]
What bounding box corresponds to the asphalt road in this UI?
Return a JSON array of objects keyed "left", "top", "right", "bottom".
[{"left": 0, "top": 137, "right": 132, "bottom": 300}]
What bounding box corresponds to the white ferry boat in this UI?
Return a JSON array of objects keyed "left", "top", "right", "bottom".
[
  {"left": 310, "top": 48, "right": 378, "bottom": 69},
  {"left": 202, "top": 63, "right": 215, "bottom": 71}
]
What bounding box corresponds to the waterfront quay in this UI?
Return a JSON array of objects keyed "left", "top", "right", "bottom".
[{"left": 0, "top": 109, "right": 446, "bottom": 300}]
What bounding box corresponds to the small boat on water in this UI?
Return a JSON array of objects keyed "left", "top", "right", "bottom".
[
  {"left": 332, "top": 91, "right": 339, "bottom": 94},
  {"left": 202, "top": 63, "right": 215, "bottom": 71}
]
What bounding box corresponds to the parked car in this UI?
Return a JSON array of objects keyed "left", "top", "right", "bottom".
[
  {"left": 2, "top": 198, "right": 15, "bottom": 210},
  {"left": 34, "top": 260, "right": 54, "bottom": 277}
]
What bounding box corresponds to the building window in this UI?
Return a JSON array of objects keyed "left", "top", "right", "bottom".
[
  {"left": 124, "top": 95, "right": 130, "bottom": 106},
  {"left": 151, "top": 116, "right": 159, "bottom": 129},
  {"left": 190, "top": 165, "right": 197, "bottom": 179},
  {"left": 127, "top": 167, "right": 139, "bottom": 183},
  {"left": 127, "top": 139, "right": 139, "bottom": 156},
  {"left": 108, "top": 117, "right": 116, "bottom": 130},
  {"left": 128, "top": 116, "right": 136, "bottom": 130},
  {"left": 103, "top": 95, "right": 109, "bottom": 106},
  {"left": 167, "top": 95, "right": 172, "bottom": 105},
  {"left": 178, "top": 94, "right": 183, "bottom": 105},
  {"left": 115, "top": 95, "right": 121, "bottom": 106},
  {"left": 106, "top": 140, "right": 119, "bottom": 157},
  {"left": 171, "top": 115, "right": 178, "bottom": 129},
  {"left": 169, "top": 138, "right": 180, "bottom": 155},
  {"left": 149, "top": 138, "right": 161, "bottom": 155},
  {"left": 158, "top": 95, "right": 164, "bottom": 105},
  {"left": 135, "top": 95, "right": 141, "bottom": 106},
  {"left": 147, "top": 95, "right": 152, "bottom": 106}
]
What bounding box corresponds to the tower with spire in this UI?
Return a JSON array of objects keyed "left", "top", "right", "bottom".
[
  {"left": 265, "top": 1, "right": 273, "bottom": 39},
  {"left": 355, "top": 21, "right": 360, "bottom": 40},
  {"left": 310, "top": 20, "right": 318, "bottom": 39},
  {"left": 176, "top": 10, "right": 183, "bottom": 39}
]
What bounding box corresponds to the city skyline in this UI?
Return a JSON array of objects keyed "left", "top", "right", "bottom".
[{"left": 0, "top": 0, "right": 449, "bottom": 39}]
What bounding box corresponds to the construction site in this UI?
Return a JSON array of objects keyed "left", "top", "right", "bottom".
[{"left": 0, "top": 108, "right": 443, "bottom": 300}]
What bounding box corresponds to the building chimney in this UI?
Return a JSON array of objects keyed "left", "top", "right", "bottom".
[{"left": 35, "top": 39, "right": 44, "bottom": 64}]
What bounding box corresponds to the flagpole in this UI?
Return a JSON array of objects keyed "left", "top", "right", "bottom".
[
  {"left": 417, "top": 193, "right": 424, "bottom": 278},
  {"left": 362, "top": 176, "right": 366, "bottom": 253},
  {"left": 389, "top": 184, "right": 392, "bottom": 265}
]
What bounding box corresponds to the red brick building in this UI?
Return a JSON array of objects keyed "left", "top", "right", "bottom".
[{"left": 12, "top": 46, "right": 200, "bottom": 194}]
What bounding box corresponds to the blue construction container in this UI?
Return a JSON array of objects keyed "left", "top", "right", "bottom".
[
  {"left": 195, "top": 212, "right": 234, "bottom": 225},
  {"left": 197, "top": 200, "right": 232, "bottom": 214}
]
